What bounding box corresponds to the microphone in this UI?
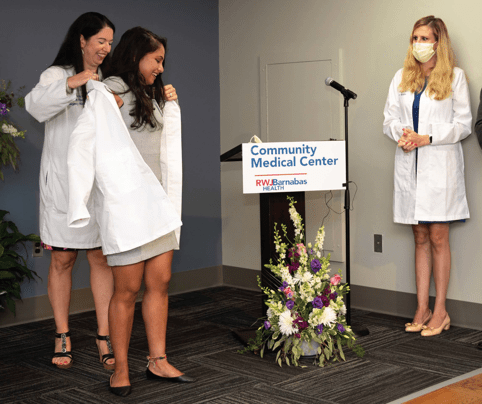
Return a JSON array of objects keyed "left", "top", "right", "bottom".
[{"left": 325, "top": 77, "right": 357, "bottom": 100}]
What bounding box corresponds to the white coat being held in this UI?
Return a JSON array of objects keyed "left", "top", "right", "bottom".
[
  {"left": 67, "top": 80, "right": 182, "bottom": 255},
  {"left": 383, "top": 67, "right": 472, "bottom": 224}
]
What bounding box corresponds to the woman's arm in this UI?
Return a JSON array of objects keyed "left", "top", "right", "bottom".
[
  {"left": 429, "top": 68, "right": 472, "bottom": 145},
  {"left": 25, "top": 67, "right": 77, "bottom": 123},
  {"left": 26, "top": 67, "right": 100, "bottom": 123},
  {"left": 383, "top": 70, "right": 405, "bottom": 143}
]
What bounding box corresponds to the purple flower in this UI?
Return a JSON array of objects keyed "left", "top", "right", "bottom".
[
  {"left": 312, "top": 296, "right": 324, "bottom": 309},
  {"left": 288, "top": 261, "right": 300, "bottom": 274},
  {"left": 310, "top": 259, "right": 321, "bottom": 273},
  {"left": 295, "top": 333, "right": 301, "bottom": 339},
  {"left": 0, "top": 103, "right": 7, "bottom": 116},
  {"left": 286, "top": 300, "right": 295, "bottom": 310},
  {"left": 337, "top": 323, "right": 345, "bottom": 333},
  {"left": 294, "top": 316, "right": 309, "bottom": 331},
  {"left": 264, "top": 321, "right": 271, "bottom": 330},
  {"left": 321, "top": 296, "right": 330, "bottom": 307},
  {"left": 278, "top": 281, "right": 289, "bottom": 292},
  {"left": 324, "top": 288, "right": 331, "bottom": 295},
  {"left": 329, "top": 292, "right": 338, "bottom": 300},
  {"left": 316, "top": 324, "right": 324, "bottom": 334}
]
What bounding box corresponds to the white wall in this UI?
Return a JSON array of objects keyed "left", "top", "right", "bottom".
[{"left": 220, "top": 0, "right": 482, "bottom": 306}]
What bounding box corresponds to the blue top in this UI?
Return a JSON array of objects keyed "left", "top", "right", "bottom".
[{"left": 413, "top": 79, "right": 428, "bottom": 172}]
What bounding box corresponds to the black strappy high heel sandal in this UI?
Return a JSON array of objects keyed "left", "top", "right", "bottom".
[
  {"left": 96, "top": 334, "right": 115, "bottom": 370},
  {"left": 52, "top": 331, "right": 73, "bottom": 369}
]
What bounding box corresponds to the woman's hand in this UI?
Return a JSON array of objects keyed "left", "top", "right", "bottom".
[
  {"left": 398, "top": 128, "right": 430, "bottom": 153},
  {"left": 163, "top": 84, "right": 178, "bottom": 101},
  {"left": 67, "top": 70, "right": 99, "bottom": 90}
]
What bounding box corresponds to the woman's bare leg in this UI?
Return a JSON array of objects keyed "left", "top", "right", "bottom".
[
  {"left": 411, "top": 224, "right": 432, "bottom": 324},
  {"left": 109, "top": 262, "right": 144, "bottom": 387},
  {"left": 87, "top": 248, "right": 115, "bottom": 366},
  {"left": 426, "top": 223, "right": 451, "bottom": 328},
  {"left": 143, "top": 251, "right": 183, "bottom": 377},
  {"left": 48, "top": 250, "right": 77, "bottom": 366}
]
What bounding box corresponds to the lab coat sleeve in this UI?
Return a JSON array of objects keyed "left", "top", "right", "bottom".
[
  {"left": 383, "top": 70, "right": 404, "bottom": 143},
  {"left": 67, "top": 101, "right": 96, "bottom": 227},
  {"left": 430, "top": 70, "right": 472, "bottom": 145},
  {"left": 474, "top": 88, "right": 482, "bottom": 149},
  {"left": 25, "top": 67, "right": 77, "bottom": 123}
]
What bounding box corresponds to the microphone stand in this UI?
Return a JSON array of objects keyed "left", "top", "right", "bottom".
[{"left": 341, "top": 91, "right": 369, "bottom": 337}]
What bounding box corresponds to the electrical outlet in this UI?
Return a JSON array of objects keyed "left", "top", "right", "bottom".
[
  {"left": 374, "top": 234, "right": 382, "bottom": 253},
  {"left": 32, "top": 241, "right": 43, "bottom": 257}
]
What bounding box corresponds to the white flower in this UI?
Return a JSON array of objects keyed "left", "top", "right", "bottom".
[
  {"left": 2, "top": 123, "right": 17, "bottom": 134},
  {"left": 301, "top": 271, "right": 313, "bottom": 283},
  {"left": 319, "top": 307, "right": 337, "bottom": 326},
  {"left": 278, "top": 310, "right": 296, "bottom": 336},
  {"left": 339, "top": 305, "right": 347, "bottom": 315}
]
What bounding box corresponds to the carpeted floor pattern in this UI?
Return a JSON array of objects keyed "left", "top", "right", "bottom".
[{"left": 1, "top": 286, "right": 482, "bottom": 403}]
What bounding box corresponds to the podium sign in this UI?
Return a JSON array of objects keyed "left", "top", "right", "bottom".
[{"left": 242, "top": 141, "right": 346, "bottom": 194}]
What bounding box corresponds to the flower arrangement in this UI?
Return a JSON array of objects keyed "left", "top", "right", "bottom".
[
  {"left": 0, "top": 80, "right": 26, "bottom": 181},
  {"left": 242, "top": 197, "right": 364, "bottom": 367}
]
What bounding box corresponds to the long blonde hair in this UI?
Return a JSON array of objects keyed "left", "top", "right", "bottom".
[{"left": 399, "top": 16, "right": 455, "bottom": 100}]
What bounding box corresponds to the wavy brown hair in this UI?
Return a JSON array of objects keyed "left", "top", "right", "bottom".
[
  {"left": 399, "top": 16, "right": 456, "bottom": 100},
  {"left": 106, "top": 27, "right": 167, "bottom": 129}
]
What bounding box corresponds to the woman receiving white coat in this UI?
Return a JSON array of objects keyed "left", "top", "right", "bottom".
[
  {"left": 25, "top": 12, "right": 116, "bottom": 369},
  {"left": 383, "top": 16, "right": 471, "bottom": 337},
  {"left": 90, "top": 27, "right": 194, "bottom": 396}
]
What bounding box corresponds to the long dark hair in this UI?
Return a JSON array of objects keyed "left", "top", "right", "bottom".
[
  {"left": 106, "top": 27, "right": 167, "bottom": 130},
  {"left": 52, "top": 12, "right": 115, "bottom": 104}
]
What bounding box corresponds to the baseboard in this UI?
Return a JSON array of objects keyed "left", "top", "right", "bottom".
[
  {"left": 8, "top": 268, "right": 479, "bottom": 331},
  {"left": 0, "top": 265, "right": 258, "bottom": 328},
  {"left": 351, "top": 284, "right": 482, "bottom": 331}
]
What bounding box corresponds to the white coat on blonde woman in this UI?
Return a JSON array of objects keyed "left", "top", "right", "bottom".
[
  {"left": 25, "top": 66, "right": 101, "bottom": 247},
  {"left": 383, "top": 67, "right": 472, "bottom": 224},
  {"left": 67, "top": 80, "right": 182, "bottom": 254}
]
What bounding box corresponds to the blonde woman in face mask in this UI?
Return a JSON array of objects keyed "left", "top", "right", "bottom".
[{"left": 383, "top": 16, "right": 472, "bottom": 336}]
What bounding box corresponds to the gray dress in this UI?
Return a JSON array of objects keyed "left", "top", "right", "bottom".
[{"left": 103, "top": 77, "right": 178, "bottom": 266}]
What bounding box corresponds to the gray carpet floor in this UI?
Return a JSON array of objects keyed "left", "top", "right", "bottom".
[{"left": 1, "top": 286, "right": 482, "bottom": 403}]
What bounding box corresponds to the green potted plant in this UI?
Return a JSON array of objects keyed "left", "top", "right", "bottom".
[{"left": 0, "top": 210, "right": 40, "bottom": 315}]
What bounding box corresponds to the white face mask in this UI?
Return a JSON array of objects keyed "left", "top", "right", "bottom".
[{"left": 412, "top": 42, "right": 437, "bottom": 63}]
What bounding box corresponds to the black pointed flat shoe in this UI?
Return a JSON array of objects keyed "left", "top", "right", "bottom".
[
  {"left": 109, "top": 374, "right": 131, "bottom": 396},
  {"left": 146, "top": 367, "right": 196, "bottom": 383}
]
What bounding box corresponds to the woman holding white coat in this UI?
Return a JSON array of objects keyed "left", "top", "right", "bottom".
[
  {"left": 383, "top": 16, "right": 471, "bottom": 337},
  {"left": 25, "top": 12, "right": 116, "bottom": 370}
]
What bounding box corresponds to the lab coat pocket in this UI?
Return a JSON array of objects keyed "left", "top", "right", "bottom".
[
  {"left": 51, "top": 171, "right": 69, "bottom": 214},
  {"left": 428, "top": 149, "right": 449, "bottom": 190},
  {"left": 96, "top": 148, "right": 139, "bottom": 198},
  {"left": 394, "top": 149, "right": 413, "bottom": 192}
]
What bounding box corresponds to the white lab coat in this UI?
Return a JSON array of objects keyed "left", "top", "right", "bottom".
[
  {"left": 67, "top": 80, "right": 182, "bottom": 255},
  {"left": 383, "top": 67, "right": 472, "bottom": 224},
  {"left": 25, "top": 66, "right": 101, "bottom": 248}
]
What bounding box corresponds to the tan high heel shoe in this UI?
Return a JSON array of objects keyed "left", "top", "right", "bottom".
[
  {"left": 405, "top": 310, "right": 432, "bottom": 332},
  {"left": 421, "top": 314, "right": 450, "bottom": 337}
]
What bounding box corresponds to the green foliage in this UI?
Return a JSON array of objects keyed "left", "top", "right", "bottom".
[
  {"left": 0, "top": 210, "right": 41, "bottom": 315},
  {"left": 0, "top": 79, "right": 26, "bottom": 181}
]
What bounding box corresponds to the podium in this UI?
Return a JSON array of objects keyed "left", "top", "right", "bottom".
[{"left": 221, "top": 145, "right": 305, "bottom": 342}]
